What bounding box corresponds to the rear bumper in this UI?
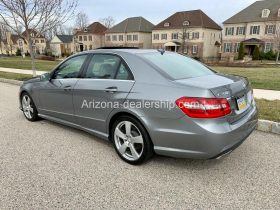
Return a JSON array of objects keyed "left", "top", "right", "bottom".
[{"left": 147, "top": 105, "right": 258, "bottom": 159}]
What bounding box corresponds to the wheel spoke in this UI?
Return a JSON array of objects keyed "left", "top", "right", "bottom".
[
  {"left": 115, "top": 127, "right": 126, "bottom": 140},
  {"left": 129, "top": 145, "right": 140, "bottom": 159},
  {"left": 22, "top": 97, "right": 27, "bottom": 106},
  {"left": 27, "top": 97, "right": 31, "bottom": 105},
  {"left": 119, "top": 143, "right": 127, "bottom": 155},
  {"left": 29, "top": 107, "right": 34, "bottom": 113},
  {"left": 131, "top": 135, "right": 143, "bottom": 144},
  {"left": 125, "top": 121, "right": 131, "bottom": 135}
]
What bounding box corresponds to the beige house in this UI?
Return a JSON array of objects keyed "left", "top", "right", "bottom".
[
  {"left": 74, "top": 22, "right": 107, "bottom": 52},
  {"left": 222, "top": 0, "right": 280, "bottom": 59},
  {"left": 1, "top": 29, "right": 46, "bottom": 55},
  {"left": 152, "top": 10, "right": 222, "bottom": 60},
  {"left": 50, "top": 35, "right": 74, "bottom": 57},
  {"left": 105, "top": 17, "right": 154, "bottom": 49}
]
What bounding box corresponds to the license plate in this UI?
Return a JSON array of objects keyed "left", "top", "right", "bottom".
[{"left": 237, "top": 95, "right": 247, "bottom": 110}]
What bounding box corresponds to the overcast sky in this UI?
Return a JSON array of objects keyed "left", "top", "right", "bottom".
[{"left": 77, "top": 0, "right": 257, "bottom": 25}]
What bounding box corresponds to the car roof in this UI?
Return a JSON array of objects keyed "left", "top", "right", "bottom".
[{"left": 80, "top": 49, "right": 163, "bottom": 55}]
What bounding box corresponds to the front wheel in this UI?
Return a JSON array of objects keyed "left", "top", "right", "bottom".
[
  {"left": 111, "top": 116, "right": 154, "bottom": 165},
  {"left": 21, "top": 93, "right": 39, "bottom": 121}
]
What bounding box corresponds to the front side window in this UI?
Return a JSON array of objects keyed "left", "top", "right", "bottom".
[
  {"left": 89, "top": 36, "right": 92, "bottom": 41},
  {"left": 84, "top": 36, "right": 87, "bottom": 41},
  {"left": 234, "top": 43, "right": 240, "bottom": 53},
  {"left": 106, "top": 35, "right": 111, "bottom": 41},
  {"left": 192, "top": 45, "right": 198, "bottom": 54},
  {"left": 225, "top": 27, "right": 234, "bottom": 36},
  {"left": 264, "top": 43, "right": 273, "bottom": 52},
  {"left": 193, "top": 32, "right": 199, "bottom": 39},
  {"left": 133, "top": 35, "right": 138, "bottom": 41},
  {"left": 53, "top": 55, "right": 88, "bottom": 79},
  {"left": 119, "top": 35, "right": 123, "bottom": 41},
  {"left": 161, "top": 34, "right": 167, "bottom": 40},
  {"left": 153, "top": 34, "right": 159, "bottom": 40},
  {"left": 112, "top": 35, "right": 117, "bottom": 41},
  {"left": 224, "top": 43, "right": 233, "bottom": 53},
  {"left": 127, "top": 35, "right": 132, "bottom": 41},
  {"left": 265, "top": 25, "right": 276, "bottom": 34},
  {"left": 140, "top": 52, "right": 214, "bottom": 80},
  {"left": 85, "top": 54, "right": 132, "bottom": 80},
  {"left": 236, "top": 27, "right": 246, "bottom": 35}
]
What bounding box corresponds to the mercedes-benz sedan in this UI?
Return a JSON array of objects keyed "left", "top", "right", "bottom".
[{"left": 19, "top": 49, "right": 257, "bottom": 164}]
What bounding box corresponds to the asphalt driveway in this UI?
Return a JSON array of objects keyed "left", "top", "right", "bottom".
[{"left": 0, "top": 82, "right": 279, "bottom": 209}]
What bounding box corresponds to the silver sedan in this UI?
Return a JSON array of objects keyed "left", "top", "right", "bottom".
[{"left": 19, "top": 49, "right": 257, "bottom": 164}]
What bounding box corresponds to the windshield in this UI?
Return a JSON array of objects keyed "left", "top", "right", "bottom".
[{"left": 139, "top": 52, "right": 215, "bottom": 80}]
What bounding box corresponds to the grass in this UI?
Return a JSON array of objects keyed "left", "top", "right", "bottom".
[
  {"left": 255, "top": 99, "right": 280, "bottom": 122},
  {"left": 0, "top": 56, "right": 60, "bottom": 71},
  {"left": 0, "top": 71, "right": 33, "bottom": 81},
  {"left": 212, "top": 66, "right": 280, "bottom": 91}
]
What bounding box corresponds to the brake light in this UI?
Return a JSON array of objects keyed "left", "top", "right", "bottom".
[{"left": 176, "top": 97, "right": 231, "bottom": 118}]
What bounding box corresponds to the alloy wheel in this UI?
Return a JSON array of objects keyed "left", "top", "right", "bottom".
[{"left": 22, "top": 95, "right": 34, "bottom": 120}]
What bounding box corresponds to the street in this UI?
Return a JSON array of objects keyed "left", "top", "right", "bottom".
[{"left": 0, "top": 82, "right": 279, "bottom": 209}]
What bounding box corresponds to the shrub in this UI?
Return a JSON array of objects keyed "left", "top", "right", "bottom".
[
  {"left": 25, "top": 51, "right": 30, "bottom": 56},
  {"left": 36, "top": 55, "right": 56, "bottom": 61},
  {"left": 260, "top": 50, "right": 277, "bottom": 60},
  {"left": 16, "top": 48, "right": 22, "bottom": 56},
  {"left": 238, "top": 43, "right": 245, "bottom": 60},
  {"left": 252, "top": 46, "right": 260, "bottom": 60}
]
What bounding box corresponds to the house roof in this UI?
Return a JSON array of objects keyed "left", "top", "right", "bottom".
[
  {"left": 106, "top": 17, "right": 155, "bottom": 33},
  {"left": 75, "top": 22, "right": 107, "bottom": 35},
  {"left": 56, "top": 35, "right": 73, "bottom": 43},
  {"left": 11, "top": 34, "right": 27, "bottom": 44},
  {"left": 224, "top": 0, "right": 280, "bottom": 24},
  {"left": 154, "top": 10, "right": 222, "bottom": 30},
  {"left": 22, "top": 29, "right": 45, "bottom": 38},
  {"left": 241, "top": 38, "right": 264, "bottom": 44}
]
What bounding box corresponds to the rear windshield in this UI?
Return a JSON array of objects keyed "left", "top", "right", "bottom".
[{"left": 139, "top": 52, "right": 215, "bottom": 80}]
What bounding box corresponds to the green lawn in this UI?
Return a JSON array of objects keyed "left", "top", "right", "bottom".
[
  {"left": 0, "top": 71, "right": 33, "bottom": 81},
  {"left": 0, "top": 57, "right": 60, "bottom": 71},
  {"left": 255, "top": 99, "right": 280, "bottom": 122},
  {"left": 212, "top": 66, "right": 280, "bottom": 91}
]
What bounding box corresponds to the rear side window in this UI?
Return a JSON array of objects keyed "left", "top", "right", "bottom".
[
  {"left": 140, "top": 52, "right": 214, "bottom": 80},
  {"left": 85, "top": 54, "right": 132, "bottom": 80}
]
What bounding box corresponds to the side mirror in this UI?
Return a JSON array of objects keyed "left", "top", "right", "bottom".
[{"left": 40, "top": 73, "right": 51, "bottom": 81}]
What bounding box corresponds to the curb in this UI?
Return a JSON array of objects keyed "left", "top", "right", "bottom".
[
  {"left": 257, "top": 120, "right": 280, "bottom": 135},
  {"left": 0, "top": 79, "right": 279, "bottom": 135},
  {"left": 0, "top": 78, "right": 23, "bottom": 86}
]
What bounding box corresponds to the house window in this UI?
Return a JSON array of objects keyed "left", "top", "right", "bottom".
[
  {"left": 79, "top": 36, "right": 82, "bottom": 41},
  {"left": 192, "top": 32, "right": 199, "bottom": 39},
  {"left": 89, "top": 36, "right": 92, "bottom": 41},
  {"left": 127, "top": 35, "right": 132, "bottom": 41},
  {"left": 119, "top": 35, "right": 123, "bottom": 41},
  {"left": 106, "top": 35, "right": 111, "bottom": 42},
  {"left": 84, "top": 45, "right": 87, "bottom": 51},
  {"left": 265, "top": 25, "right": 276, "bottom": 34},
  {"left": 133, "top": 35, "right": 138, "bottom": 41},
  {"left": 161, "top": 34, "right": 167, "bottom": 40},
  {"left": 41, "top": 39, "right": 44, "bottom": 43},
  {"left": 250, "top": 26, "right": 260, "bottom": 35},
  {"left": 164, "top": 22, "right": 170, "bottom": 27},
  {"left": 224, "top": 43, "right": 233, "bottom": 53},
  {"left": 18, "top": 39, "right": 23, "bottom": 46},
  {"left": 225, "top": 27, "right": 234, "bottom": 36},
  {"left": 83, "top": 36, "right": 87, "bottom": 41},
  {"left": 192, "top": 45, "right": 198, "bottom": 54},
  {"left": 234, "top": 43, "right": 240, "bottom": 53},
  {"left": 183, "top": 21, "right": 190, "bottom": 26},
  {"left": 236, "top": 27, "right": 246, "bottom": 35},
  {"left": 35, "top": 40, "right": 39, "bottom": 43},
  {"left": 153, "top": 34, "right": 159, "bottom": 40},
  {"left": 262, "top": 9, "right": 270, "bottom": 18},
  {"left": 264, "top": 43, "right": 273, "bottom": 52},
  {"left": 89, "top": 45, "right": 93, "bottom": 50},
  {"left": 171, "top": 33, "right": 178, "bottom": 40},
  {"left": 84, "top": 28, "right": 88, "bottom": 32},
  {"left": 112, "top": 35, "right": 117, "bottom": 41}
]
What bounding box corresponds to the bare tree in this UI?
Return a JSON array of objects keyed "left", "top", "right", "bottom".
[
  {"left": 0, "top": 22, "right": 7, "bottom": 54},
  {"left": 99, "top": 16, "right": 116, "bottom": 29},
  {"left": 275, "top": 23, "right": 280, "bottom": 63},
  {"left": 75, "top": 12, "right": 89, "bottom": 29},
  {"left": 0, "top": 0, "right": 77, "bottom": 76}
]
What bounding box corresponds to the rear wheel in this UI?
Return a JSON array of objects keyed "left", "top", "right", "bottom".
[
  {"left": 21, "top": 93, "right": 39, "bottom": 121},
  {"left": 111, "top": 116, "right": 153, "bottom": 165}
]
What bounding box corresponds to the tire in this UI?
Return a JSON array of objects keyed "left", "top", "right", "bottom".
[
  {"left": 111, "top": 116, "right": 154, "bottom": 165},
  {"left": 21, "top": 92, "right": 39, "bottom": 122}
]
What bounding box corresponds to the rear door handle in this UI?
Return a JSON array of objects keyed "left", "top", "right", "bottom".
[
  {"left": 105, "top": 86, "right": 118, "bottom": 93},
  {"left": 63, "top": 85, "right": 72, "bottom": 91}
]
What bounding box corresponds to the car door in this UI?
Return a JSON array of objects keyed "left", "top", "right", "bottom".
[
  {"left": 38, "top": 54, "right": 89, "bottom": 123},
  {"left": 73, "top": 54, "right": 135, "bottom": 134}
]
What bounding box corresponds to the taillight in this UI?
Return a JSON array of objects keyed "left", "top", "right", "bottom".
[{"left": 176, "top": 97, "right": 231, "bottom": 118}]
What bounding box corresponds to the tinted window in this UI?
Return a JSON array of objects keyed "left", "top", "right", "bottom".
[
  {"left": 53, "top": 55, "right": 87, "bottom": 79},
  {"left": 85, "top": 54, "right": 121, "bottom": 79},
  {"left": 140, "top": 52, "right": 214, "bottom": 80}
]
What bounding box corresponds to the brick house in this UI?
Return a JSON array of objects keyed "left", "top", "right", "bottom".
[
  {"left": 74, "top": 22, "right": 107, "bottom": 52},
  {"left": 222, "top": 0, "right": 280, "bottom": 59},
  {"left": 152, "top": 10, "right": 222, "bottom": 60}
]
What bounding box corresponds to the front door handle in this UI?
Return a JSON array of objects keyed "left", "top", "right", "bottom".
[{"left": 105, "top": 86, "right": 118, "bottom": 93}]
